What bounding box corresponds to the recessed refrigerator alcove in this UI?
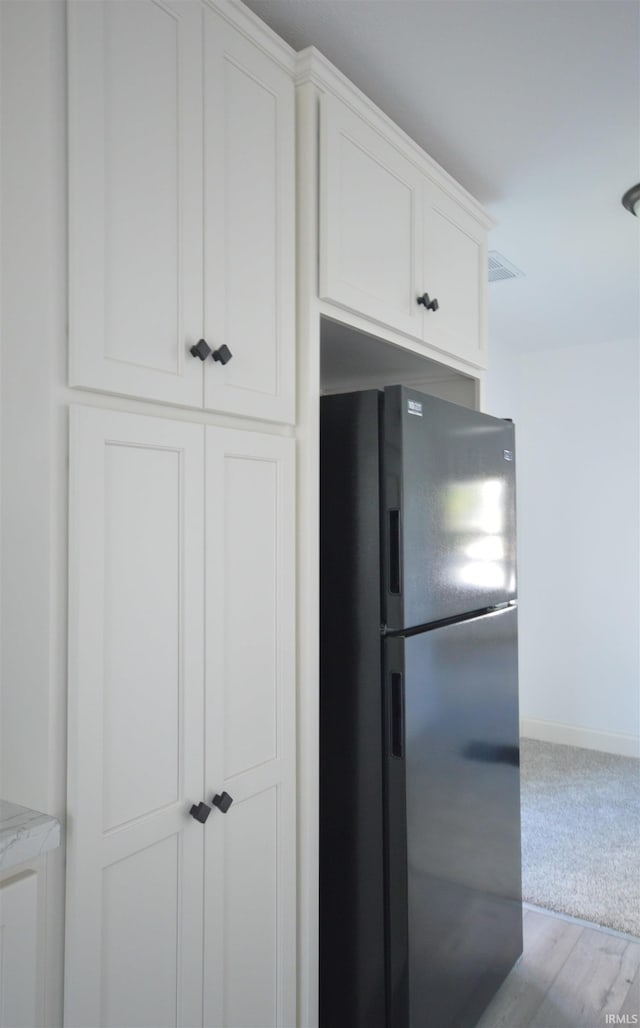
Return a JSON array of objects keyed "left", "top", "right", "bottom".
[
  {"left": 319, "top": 315, "right": 480, "bottom": 408},
  {"left": 319, "top": 383, "right": 523, "bottom": 1028}
]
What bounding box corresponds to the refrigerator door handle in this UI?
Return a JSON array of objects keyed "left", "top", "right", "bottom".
[
  {"left": 388, "top": 509, "right": 401, "bottom": 595},
  {"left": 391, "top": 672, "right": 405, "bottom": 758}
]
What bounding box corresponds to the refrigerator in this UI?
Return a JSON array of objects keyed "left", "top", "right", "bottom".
[{"left": 320, "top": 385, "right": 523, "bottom": 1028}]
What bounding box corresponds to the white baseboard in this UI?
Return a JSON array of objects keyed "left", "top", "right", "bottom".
[{"left": 520, "top": 717, "right": 640, "bottom": 758}]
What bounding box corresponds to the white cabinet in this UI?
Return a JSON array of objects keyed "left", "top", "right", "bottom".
[
  {"left": 64, "top": 406, "right": 295, "bottom": 1028},
  {"left": 68, "top": 0, "right": 295, "bottom": 424},
  {"left": 422, "top": 182, "right": 488, "bottom": 367},
  {"left": 319, "top": 93, "right": 423, "bottom": 340},
  {"left": 0, "top": 873, "right": 38, "bottom": 1028},
  {"left": 319, "top": 91, "right": 489, "bottom": 368}
]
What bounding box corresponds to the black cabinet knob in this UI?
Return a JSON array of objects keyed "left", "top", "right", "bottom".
[
  {"left": 417, "top": 292, "right": 439, "bottom": 312},
  {"left": 212, "top": 791, "right": 233, "bottom": 814},
  {"left": 189, "top": 801, "right": 211, "bottom": 823},
  {"left": 190, "top": 339, "right": 212, "bottom": 361},
  {"left": 211, "top": 344, "right": 233, "bottom": 366}
]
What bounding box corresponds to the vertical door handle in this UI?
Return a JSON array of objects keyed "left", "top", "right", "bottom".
[
  {"left": 391, "top": 673, "right": 405, "bottom": 759},
  {"left": 388, "top": 509, "right": 401, "bottom": 595}
]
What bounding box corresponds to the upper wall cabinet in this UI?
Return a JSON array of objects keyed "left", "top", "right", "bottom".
[
  {"left": 319, "top": 92, "right": 489, "bottom": 369},
  {"left": 319, "top": 94, "right": 423, "bottom": 341},
  {"left": 68, "top": 0, "right": 295, "bottom": 423}
]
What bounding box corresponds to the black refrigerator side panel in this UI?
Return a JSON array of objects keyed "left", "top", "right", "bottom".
[
  {"left": 382, "top": 386, "right": 517, "bottom": 631},
  {"left": 320, "top": 391, "right": 386, "bottom": 1028},
  {"left": 385, "top": 606, "right": 523, "bottom": 1028}
]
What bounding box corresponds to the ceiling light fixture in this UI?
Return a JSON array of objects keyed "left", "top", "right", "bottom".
[{"left": 622, "top": 183, "right": 640, "bottom": 216}]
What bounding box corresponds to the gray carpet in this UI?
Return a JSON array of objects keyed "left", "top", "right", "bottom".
[{"left": 520, "top": 738, "right": 640, "bottom": 937}]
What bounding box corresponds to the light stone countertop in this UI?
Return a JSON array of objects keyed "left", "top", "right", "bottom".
[{"left": 0, "top": 800, "right": 61, "bottom": 873}]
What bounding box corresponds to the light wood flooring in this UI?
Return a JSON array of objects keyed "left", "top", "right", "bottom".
[{"left": 475, "top": 904, "right": 640, "bottom": 1028}]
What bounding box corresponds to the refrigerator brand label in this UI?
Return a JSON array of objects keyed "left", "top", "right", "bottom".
[
  {"left": 503, "top": 449, "right": 514, "bottom": 461},
  {"left": 407, "top": 399, "right": 423, "bottom": 417}
]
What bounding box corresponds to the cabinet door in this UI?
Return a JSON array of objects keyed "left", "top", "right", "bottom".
[
  {"left": 68, "top": 0, "right": 204, "bottom": 407},
  {"left": 203, "top": 7, "right": 295, "bottom": 424},
  {"left": 0, "top": 873, "right": 38, "bottom": 1028},
  {"left": 65, "top": 407, "right": 205, "bottom": 1028},
  {"left": 421, "top": 181, "right": 488, "bottom": 368},
  {"left": 320, "top": 92, "right": 423, "bottom": 339},
  {"left": 204, "top": 428, "right": 296, "bottom": 1027}
]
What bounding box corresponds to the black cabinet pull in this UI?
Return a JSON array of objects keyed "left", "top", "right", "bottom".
[
  {"left": 391, "top": 673, "right": 405, "bottom": 759},
  {"left": 417, "top": 292, "right": 439, "bottom": 312},
  {"left": 211, "top": 344, "right": 233, "bottom": 366},
  {"left": 388, "top": 509, "right": 401, "bottom": 595},
  {"left": 212, "top": 791, "right": 233, "bottom": 814},
  {"left": 189, "top": 801, "right": 211, "bottom": 823},
  {"left": 190, "top": 338, "right": 212, "bottom": 361}
]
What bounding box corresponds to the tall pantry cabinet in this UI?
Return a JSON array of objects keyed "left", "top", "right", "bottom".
[{"left": 64, "top": 2, "right": 297, "bottom": 1026}]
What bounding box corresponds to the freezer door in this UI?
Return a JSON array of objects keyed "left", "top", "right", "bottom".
[
  {"left": 384, "top": 607, "right": 522, "bottom": 1028},
  {"left": 383, "top": 386, "right": 517, "bottom": 631}
]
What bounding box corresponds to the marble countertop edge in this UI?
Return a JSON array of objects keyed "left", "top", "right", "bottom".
[{"left": 0, "top": 799, "right": 62, "bottom": 874}]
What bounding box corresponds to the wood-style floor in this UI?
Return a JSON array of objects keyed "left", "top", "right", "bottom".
[{"left": 475, "top": 904, "right": 640, "bottom": 1028}]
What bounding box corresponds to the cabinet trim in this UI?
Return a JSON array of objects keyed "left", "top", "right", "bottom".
[
  {"left": 204, "top": 0, "right": 296, "bottom": 74},
  {"left": 296, "top": 46, "right": 494, "bottom": 231}
]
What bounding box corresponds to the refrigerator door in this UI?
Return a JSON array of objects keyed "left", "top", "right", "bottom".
[
  {"left": 382, "top": 386, "right": 517, "bottom": 631},
  {"left": 384, "top": 606, "right": 522, "bottom": 1028}
]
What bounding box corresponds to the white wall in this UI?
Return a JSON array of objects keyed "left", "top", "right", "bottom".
[
  {"left": 1, "top": 3, "right": 68, "bottom": 1023},
  {"left": 486, "top": 336, "right": 640, "bottom": 757},
  {"left": 483, "top": 328, "right": 521, "bottom": 425}
]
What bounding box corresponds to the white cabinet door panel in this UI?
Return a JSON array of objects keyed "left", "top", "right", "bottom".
[
  {"left": 65, "top": 407, "right": 205, "bottom": 1028},
  {"left": 222, "top": 452, "right": 278, "bottom": 776},
  {"left": 422, "top": 183, "right": 488, "bottom": 367},
  {"left": 68, "top": 0, "right": 203, "bottom": 407},
  {"left": 203, "top": 7, "right": 295, "bottom": 423},
  {"left": 101, "top": 836, "right": 182, "bottom": 1028},
  {"left": 204, "top": 428, "right": 296, "bottom": 1028},
  {"left": 102, "top": 442, "right": 182, "bottom": 829},
  {"left": 0, "top": 873, "right": 38, "bottom": 1028},
  {"left": 320, "top": 92, "right": 422, "bottom": 339},
  {"left": 221, "top": 788, "right": 278, "bottom": 1027}
]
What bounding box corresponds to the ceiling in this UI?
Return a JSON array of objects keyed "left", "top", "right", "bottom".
[{"left": 243, "top": 0, "right": 640, "bottom": 354}]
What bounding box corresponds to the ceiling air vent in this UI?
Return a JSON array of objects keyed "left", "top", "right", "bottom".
[{"left": 488, "top": 251, "right": 525, "bottom": 283}]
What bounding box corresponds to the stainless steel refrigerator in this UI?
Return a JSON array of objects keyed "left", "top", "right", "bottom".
[{"left": 320, "top": 386, "right": 522, "bottom": 1028}]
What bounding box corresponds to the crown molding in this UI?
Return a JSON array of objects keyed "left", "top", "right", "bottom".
[
  {"left": 294, "top": 46, "right": 495, "bottom": 230},
  {"left": 206, "top": 0, "right": 296, "bottom": 73}
]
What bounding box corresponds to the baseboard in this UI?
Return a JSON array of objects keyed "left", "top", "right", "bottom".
[
  {"left": 520, "top": 717, "right": 640, "bottom": 758},
  {"left": 523, "top": 902, "right": 640, "bottom": 943}
]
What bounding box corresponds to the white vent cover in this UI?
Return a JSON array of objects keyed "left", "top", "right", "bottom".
[{"left": 488, "top": 251, "right": 525, "bottom": 283}]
